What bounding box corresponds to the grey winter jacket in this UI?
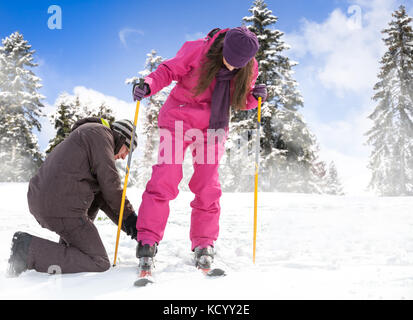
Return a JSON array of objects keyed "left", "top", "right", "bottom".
[{"left": 27, "top": 119, "right": 135, "bottom": 220}]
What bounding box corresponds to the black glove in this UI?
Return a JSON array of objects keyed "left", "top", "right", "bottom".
[{"left": 124, "top": 212, "right": 138, "bottom": 240}]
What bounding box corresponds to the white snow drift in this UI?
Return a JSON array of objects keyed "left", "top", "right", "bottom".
[{"left": 0, "top": 183, "right": 412, "bottom": 300}]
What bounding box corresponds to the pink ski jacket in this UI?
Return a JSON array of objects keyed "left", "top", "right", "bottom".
[{"left": 143, "top": 28, "right": 259, "bottom": 131}]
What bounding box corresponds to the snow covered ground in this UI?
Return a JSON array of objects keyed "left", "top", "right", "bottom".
[{"left": 0, "top": 183, "right": 412, "bottom": 300}]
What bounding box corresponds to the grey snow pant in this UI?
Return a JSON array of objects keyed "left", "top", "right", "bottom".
[{"left": 27, "top": 205, "right": 110, "bottom": 274}]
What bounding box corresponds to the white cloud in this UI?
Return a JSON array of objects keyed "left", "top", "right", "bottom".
[
  {"left": 285, "top": 0, "right": 397, "bottom": 95},
  {"left": 184, "top": 32, "right": 205, "bottom": 41},
  {"left": 119, "top": 28, "right": 144, "bottom": 47}
]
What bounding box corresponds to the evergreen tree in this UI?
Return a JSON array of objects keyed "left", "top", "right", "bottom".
[
  {"left": 0, "top": 114, "right": 43, "bottom": 181},
  {"left": 224, "top": 0, "right": 322, "bottom": 193},
  {"left": 313, "top": 160, "right": 328, "bottom": 193},
  {"left": 46, "top": 94, "right": 76, "bottom": 154},
  {"left": 46, "top": 92, "right": 116, "bottom": 154},
  {"left": 221, "top": 121, "right": 256, "bottom": 192},
  {"left": 78, "top": 100, "right": 115, "bottom": 123},
  {"left": 325, "top": 161, "right": 345, "bottom": 196},
  {"left": 366, "top": 6, "right": 413, "bottom": 196},
  {"left": 91, "top": 103, "right": 116, "bottom": 123},
  {"left": 267, "top": 110, "right": 322, "bottom": 193},
  {"left": 243, "top": 0, "right": 303, "bottom": 111},
  {"left": 0, "top": 31, "right": 44, "bottom": 181}
]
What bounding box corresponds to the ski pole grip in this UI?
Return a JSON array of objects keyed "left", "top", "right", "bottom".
[
  {"left": 132, "top": 78, "right": 147, "bottom": 95},
  {"left": 138, "top": 78, "right": 145, "bottom": 89}
]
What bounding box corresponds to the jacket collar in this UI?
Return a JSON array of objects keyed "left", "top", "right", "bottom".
[{"left": 72, "top": 117, "right": 125, "bottom": 155}]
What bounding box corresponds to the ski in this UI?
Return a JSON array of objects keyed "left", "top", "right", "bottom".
[
  {"left": 134, "top": 245, "right": 225, "bottom": 286},
  {"left": 199, "top": 267, "right": 226, "bottom": 277},
  {"left": 134, "top": 270, "right": 154, "bottom": 287},
  {"left": 134, "top": 254, "right": 155, "bottom": 287},
  {"left": 134, "top": 267, "right": 226, "bottom": 287}
]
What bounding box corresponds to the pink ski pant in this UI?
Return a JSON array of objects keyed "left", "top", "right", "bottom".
[{"left": 137, "top": 125, "right": 227, "bottom": 250}]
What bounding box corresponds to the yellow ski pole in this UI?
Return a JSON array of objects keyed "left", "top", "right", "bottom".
[
  {"left": 113, "top": 79, "right": 144, "bottom": 267},
  {"left": 253, "top": 97, "right": 262, "bottom": 264}
]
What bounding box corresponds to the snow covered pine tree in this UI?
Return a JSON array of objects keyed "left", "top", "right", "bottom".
[
  {"left": 325, "top": 161, "right": 345, "bottom": 196},
  {"left": 227, "top": 0, "right": 323, "bottom": 193},
  {"left": 46, "top": 92, "right": 116, "bottom": 154},
  {"left": 366, "top": 6, "right": 413, "bottom": 196},
  {"left": 0, "top": 31, "right": 44, "bottom": 181},
  {"left": 46, "top": 94, "right": 77, "bottom": 154}
]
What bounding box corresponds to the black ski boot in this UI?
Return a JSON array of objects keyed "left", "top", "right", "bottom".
[
  {"left": 134, "top": 242, "right": 157, "bottom": 287},
  {"left": 7, "top": 232, "right": 33, "bottom": 277}
]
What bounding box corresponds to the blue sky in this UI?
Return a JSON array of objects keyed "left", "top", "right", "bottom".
[
  {"left": 0, "top": 0, "right": 348, "bottom": 103},
  {"left": 1, "top": 0, "right": 413, "bottom": 193}
]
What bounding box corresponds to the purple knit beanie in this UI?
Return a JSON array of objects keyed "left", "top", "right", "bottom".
[{"left": 223, "top": 26, "right": 259, "bottom": 68}]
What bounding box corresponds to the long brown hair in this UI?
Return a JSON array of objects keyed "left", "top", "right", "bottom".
[{"left": 191, "top": 32, "right": 254, "bottom": 111}]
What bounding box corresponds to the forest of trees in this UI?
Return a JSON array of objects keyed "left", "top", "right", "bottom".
[{"left": 15, "top": 0, "right": 413, "bottom": 196}]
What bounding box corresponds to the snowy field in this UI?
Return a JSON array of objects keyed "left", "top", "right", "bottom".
[{"left": 0, "top": 183, "right": 412, "bottom": 300}]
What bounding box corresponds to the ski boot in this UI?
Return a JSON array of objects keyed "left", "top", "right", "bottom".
[
  {"left": 134, "top": 242, "right": 157, "bottom": 287},
  {"left": 194, "top": 246, "right": 215, "bottom": 270},
  {"left": 7, "top": 232, "right": 33, "bottom": 277},
  {"left": 194, "top": 246, "right": 226, "bottom": 277}
]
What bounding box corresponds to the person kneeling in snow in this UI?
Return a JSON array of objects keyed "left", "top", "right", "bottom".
[{"left": 7, "top": 117, "right": 138, "bottom": 276}]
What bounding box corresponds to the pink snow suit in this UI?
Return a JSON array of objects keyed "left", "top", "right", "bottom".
[{"left": 137, "top": 28, "right": 259, "bottom": 250}]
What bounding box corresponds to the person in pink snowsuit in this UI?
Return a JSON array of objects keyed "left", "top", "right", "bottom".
[{"left": 132, "top": 27, "right": 267, "bottom": 270}]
